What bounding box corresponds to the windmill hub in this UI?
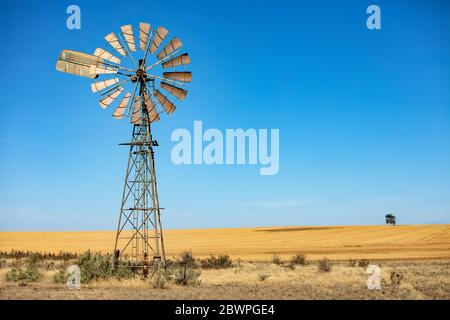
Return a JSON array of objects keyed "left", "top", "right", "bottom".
[{"left": 136, "top": 68, "right": 146, "bottom": 78}]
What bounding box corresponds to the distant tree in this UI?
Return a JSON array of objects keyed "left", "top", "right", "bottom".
[{"left": 385, "top": 214, "right": 396, "bottom": 226}]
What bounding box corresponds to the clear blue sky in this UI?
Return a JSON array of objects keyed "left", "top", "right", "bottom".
[{"left": 0, "top": 0, "right": 449, "bottom": 231}]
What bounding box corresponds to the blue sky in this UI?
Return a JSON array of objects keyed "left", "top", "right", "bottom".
[{"left": 0, "top": 0, "right": 449, "bottom": 231}]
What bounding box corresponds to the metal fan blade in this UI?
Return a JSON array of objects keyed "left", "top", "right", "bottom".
[
  {"left": 160, "top": 82, "right": 187, "bottom": 100},
  {"left": 162, "top": 53, "right": 190, "bottom": 69},
  {"left": 154, "top": 89, "right": 176, "bottom": 114},
  {"left": 143, "top": 94, "right": 160, "bottom": 123},
  {"left": 120, "top": 24, "right": 136, "bottom": 52},
  {"left": 89, "top": 65, "right": 118, "bottom": 75},
  {"left": 113, "top": 92, "right": 131, "bottom": 119},
  {"left": 157, "top": 37, "right": 182, "bottom": 60},
  {"left": 91, "top": 78, "right": 119, "bottom": 93},
  {"left": 56, "top": 49, "right": 101, "bottom": 78},
  {"left": 93, "top": 48, "right": 121, "bottom": 64},
  {"left": 130, "top": 96, "right": 141, "bottom": 124},
  {"left": 99, "top": 87, "right": 123, "bottom": 109},
  {"left": 150, "top": 26, "right": 169, "bottom": 54},
  {"left": 163, "top": 71, "right": 192, "bottom": 83},
  {"left": 139, "top": 22, "right": 151, "bottom": 51},
  {"left": 105, "top": 32, "right": 126, "bottom": 56}
]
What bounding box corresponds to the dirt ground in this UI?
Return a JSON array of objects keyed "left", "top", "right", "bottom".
[{"left": 1, "top": 260, "right": 449, "bottom": 300}]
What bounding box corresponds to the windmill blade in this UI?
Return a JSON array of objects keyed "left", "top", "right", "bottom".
[
  {"left": 163, "top": 71, "right": 192, "bottom": 83},
  {"left": 56, "top": 49, "right": 101, "bottom": 78},
  {"left": 99, "top": 87, "right": 123, "bottom": 109},
  {"left": 162, "top": 53, "right": 190, "bottom": 69},
  {"left": 143, "top": 94, "right": 160, "bottom": 123},
  {"left": 130, "top": 96, "right": 141, "bottom": 124},
  {"left": 120, "top": 24, "right": 136, "bottom": 52},
  {"left": 139, "top": 22, "right": 151, "bottom": 51},
  {"left": 154, "top": 89, "right": 176, "bottom": 114},
  {"left": 113, "top": 92, "right": 131, "bottom": 119},
  {"left": 160, "top": 82, "right": 187, "bottom": 100},
  {"left": 105, "top": 32, "right": 126, "bottom": 56},
  {"left": 150, "top": 26, "right": 169, "bottom": 54},
  {"left": 91, "top": 78, "right": 119, "bottom": 93},
  {"left": 89, "top": 65, "right": 118, "bottom": 75},
  {"left": 93, "top": 48, "right": 121, "bottom": 64},
  {"left": 157, "top": 37, "right": 182, "bottom": 60}
]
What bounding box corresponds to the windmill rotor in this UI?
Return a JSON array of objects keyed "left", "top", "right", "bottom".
[{"left": 56, "top": 22, "right": 191, "bottom": 124}]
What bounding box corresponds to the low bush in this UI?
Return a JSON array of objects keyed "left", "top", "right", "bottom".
[
  {"left": 200, "top": 254, "right": 233, "bottom": 269},
  {"left": 114, "top": 259, "right": 140, "bottom": 279},
  {"left": 27, "top": 253, "right": 44, "bottom": 267},
  {"left": 318, "top": 257, "right": 332, "bottom": 272},
  {"left": 178, "top": 251, "right": 196, "bottom": 267},
  {"left": 291, "top": 252, "right": 306, "bottom": 265},
  {"left": 348, "top": 259, "right": 357, "bottom": 267},
  {"left": 272, "top": 255, "right": 283, "bottom": 265},
  {"left": 258, "top": 273, "right": 270, "bottom": 281},
  {"left": 174, "top": 265, "right": 201, "bottom": 286},
  {"left": 284, "top": 262, "right": 296, "bottom": 271},
  {"left": 151, "top": 274, "right": 166, "bottom": 289},
  {"left": 76, "top": 251, "right": 113, "bottom": 283},
  {"left": 53, "top": 269, "right": 67, "bottom": 284},
  {"left": 0, "top": 250, "right": 77, "bottom": 261},
  {"left": 358, "top": 260, "right": 370, "bottom": 268},
  {"left": 6, "top": 267, "right": 42, "bottom": 285},
  {"left": 390, "top": 271, "right": 403, "bottom": 286}
]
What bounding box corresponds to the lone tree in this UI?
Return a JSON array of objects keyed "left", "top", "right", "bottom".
[{"left": 385, "top": 214, "right": 396, "bottom": 226}]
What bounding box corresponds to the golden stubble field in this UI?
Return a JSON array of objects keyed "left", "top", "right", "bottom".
[{"left": 0, "top": 224, "right": 449, "bottom": 261}]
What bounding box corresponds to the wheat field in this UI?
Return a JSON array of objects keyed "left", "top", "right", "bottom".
[{"left": 1, "top": 224, "right": 449, "bottom": 261}]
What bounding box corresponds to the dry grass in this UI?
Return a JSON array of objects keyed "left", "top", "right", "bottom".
[
  {"left": 0, "top": 224, "right": 449, "bottom": 261},
  {"left": 0, "top": 260, "right": 449, "bottom": 299}
]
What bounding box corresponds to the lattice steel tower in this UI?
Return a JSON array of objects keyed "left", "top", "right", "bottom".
[{"left": 113, "top": 75, "right": 166, "bottom": 272}]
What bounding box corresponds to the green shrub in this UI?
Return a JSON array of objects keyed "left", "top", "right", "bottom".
[
  {"left": 0, "top": 250, "right": 77, "bottom": 261},
  {"left": 151, "top": 269, "right": 173, "bottom": 289},
  {"left": 291, "top": 252, "right": 306, "bottom": 265},
  {"left": 200, "top": 254, "right": 233, "bottom": 269},
  {"left": 178, "top": 251, "right": 196, "bottom": 267},
  {"left": 6, "top": 267, "right": 42, "bottom": 285},
  {"left": 114, "top": 263, "right": 139, "bottom": 279},
  {"left": 318, "top": 257, "right": 332, "bottom": 272},
  {"left": 76, "top": 251, "right": 113, "bottom": 283},
  {"left": 174, "top": 265, "right": 201, "bottom": 286},
  {"left": 53, "top": 269, "right": 67, "bottom": 284},
  {"left": 27, "top": 253, "right": 43, "bottom": 267}
]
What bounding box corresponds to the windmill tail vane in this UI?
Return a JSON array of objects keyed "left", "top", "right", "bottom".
[{"left": 55, "top": 22, "right": 192, "bottom": 275}]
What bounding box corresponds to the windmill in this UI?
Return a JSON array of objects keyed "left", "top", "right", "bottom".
[{"left": 56, "top": 22, "right": 191, "bottom": 274}]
